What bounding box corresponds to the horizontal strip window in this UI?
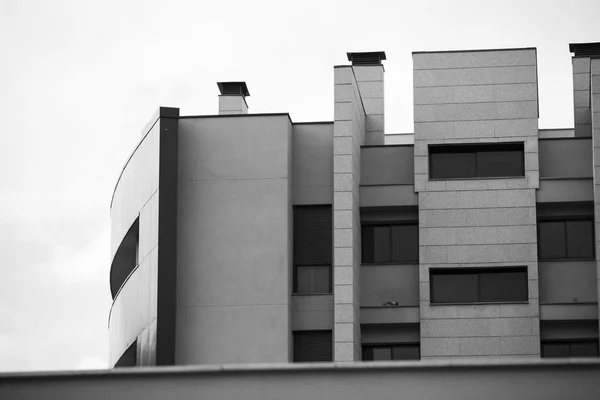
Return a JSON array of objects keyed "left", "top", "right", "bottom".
[
  {"left": 363, "top": 343, "right": 420, "bottom": 361},
  {"left": 430, "top": 267, "right": 528, "bottom": 304},
  {"left": 362, "top": 224, "right": 418, "bottom": 264},
  {"left": 293, "top": 330, "right": 332, "bottom": 362},
  {"left": 541, "top": 339, "right": 599, "bottom": 358},
  {"left": 429, "top": 142, "right": 525, "bottom": 180},
  {"left": 294, "top": 265, "right": 331, "bottom": 294},
  {"left": 538, "top": 218, "right": 595, "bottom": 260}
]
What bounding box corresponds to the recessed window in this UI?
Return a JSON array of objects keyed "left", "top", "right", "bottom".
[
  {"left": 294, "top": 206, "right": 332, "bottom": 294},
  {"left": 363, "top": 344, "right": 420, "bottom": 361},
  {"left": 362, "top": 224, "right": 418, "bottom": 264},
  {"left": 429, "top": 142, "right": 525, "bottom": 179},
  {"left": 538, "top": 219, "right": 595, "bottom": 260},
  {"left": 293, "top": 330, "right": 332, "bottom": 362},
  {"left": 542, "top": 340, "right": 599, "bottom": 358},
  {"left": 430, "top": 267, "right": 528, "bottom": 304}
]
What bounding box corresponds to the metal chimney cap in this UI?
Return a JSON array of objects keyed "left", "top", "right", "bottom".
[
  {"left": 346, "top": 51, "right": 387, "bottom": 65},
  {"left": 217, "top": 81, "right": 250, "bottom": 96}
]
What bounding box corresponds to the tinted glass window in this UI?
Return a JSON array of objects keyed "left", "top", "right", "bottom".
[
  {"left": 538, "top": 221, "right": 567, "bottom": 259},
  {"left": 362, "top": 224, "right": 419, "bottom": 264},
  {"left": 429, "top": 143, "right": 524, "bottom": 179},
  {"left": 430, "top": 273, "right": 478, "bottom": 303},
  {"left": 373, "top": 226, "right": 391, "bottom": 263},
  {"left": 363, "top": 345, "right": 420, "bottom": 361},
  {"left": 430, "top": 267, "right": 528, "bottom": 304},
  {"left": 430, "top": 152, "right": 476, "bottom": 179},
  {"left": 542, "top": 341, "right": 599, "bottom": 358},
  {"left": 566, "top": 220, "right": 594, "bottom": 259},
  {"left": 477, "top": 150, "right": 524, "bottom": 178},
  {"left": 479, "top": 271, "right": 528, "bottom": 302},
  {"left": 542, "top": 343, "right": 570, "bottom": 358},
  {"left": 538, "top": 219, "right": 595, "bottom": 260},
  {"left": 391, "top": 225, "right": 419, "bottom": 262},
  {"left": 570, "top": 342, "right": 599, "bottom": 357},
  {"left": 295, "top": 265, "right": 330, "bottom": 294}
]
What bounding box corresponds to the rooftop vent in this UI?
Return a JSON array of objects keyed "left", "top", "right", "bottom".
[
  {"left": 346, "top": 51, "right": 387, "bottom": 66},
  {"left": 569, "top": 42, "right": 600, "bottom": 57},
  {"left": 217, "top": 81, "right": 250, "bottom": 97}
]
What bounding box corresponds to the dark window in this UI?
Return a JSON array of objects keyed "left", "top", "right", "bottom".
[
  {"left": 294, "top": 206, "right": 332, "bottom": 294},
  {"left": 363, "top": 344, "right": 420, "bottom": 361},
  {"left": 538, "top": 219, "right": 594, "bottom": 260},
  {"left": 542, "top": 340, "right": 599, "bottom": 358},
  {"left": 430, "top": 267, "right": 528, "bottom": 304},
  {"left": 114, "top": 340, "right": 137, "bottom": 367},
  {"left": 293, "top": 331, "right": 332, "bottom": 362},
  {"left": 429, "top": 142, "right": 525, "bottom": 179},
  {"left": 362, "top": 224, "right": 418, "bottom": 263}
]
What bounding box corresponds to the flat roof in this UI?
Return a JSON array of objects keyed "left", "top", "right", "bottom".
[{"left": 412, "top": 47, "right": 536, "bottom": 55}]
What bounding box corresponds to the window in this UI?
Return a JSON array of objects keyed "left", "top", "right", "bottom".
[
  {"left": 430, "top": 267, "right": 528, "bottom": 304},
  {"left": 542, "top": 340, "right": 599, "bottom": 358},
  {"left": 293, "top": 331, "right": 332, "bottom": 362},
  {"left": 362, "top": 224, "right": 418, "bottom": 263},
  {"left": 363, "top": 344, "right": 420, "bottom": 361},
  {"left": 538, "top": 219, "right": 595, "bottom": 260},
  {"left": 429, "top": 142, "right": 525, "bottom": 179},
  {"left": 294, "top": 206, "right": 332, "bottom": 294}
]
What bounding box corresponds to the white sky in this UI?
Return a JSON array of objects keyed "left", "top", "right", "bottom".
[{"left": 0, "top": 0, "right": 598, "bottom": 372}]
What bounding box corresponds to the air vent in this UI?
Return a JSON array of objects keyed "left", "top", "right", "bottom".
[
  {"left": 569, "top": 42, "right": 600, "bottom": 57},
  {"left": 217, "top": 81, "right": 250, "bottom": 96},
  {"left": 346, "top": 51, "right": 387, "bottom": 66}
]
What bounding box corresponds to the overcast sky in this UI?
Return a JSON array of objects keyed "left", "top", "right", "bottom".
[{"left": 0, "top": 0, "right": 598, "bottom": 372}]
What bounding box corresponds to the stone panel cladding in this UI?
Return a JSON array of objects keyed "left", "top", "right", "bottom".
[
  {"left": 574, "top": 57, "right": 592, "bottom": 137},
  {"left": 413, "top": 48, "right": 541, "bottom": 359},
  {"left": 333, "top": 66, "right": 366, "bottom": 362},
  {"left": 354, "top": 66, "right": 384, "bottom": 145},
  {"left": 591, "top": 58, "right": 600, "bottom": 333}
]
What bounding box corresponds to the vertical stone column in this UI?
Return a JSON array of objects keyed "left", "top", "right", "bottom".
[
  {"left": 413, "top": 49, "right": 540, "bottom": 359},
  {"left": 355, "top": 66, "right": 385, "bottom": 145},
  {"left": 590, "top": 58, "right": 600, "bottom": 332},
  {"left": 573, "top": 57, "right": 592, "bottom": 137},
  {"left": 333, "top": 66, "right": 366, "bottom": 362}
]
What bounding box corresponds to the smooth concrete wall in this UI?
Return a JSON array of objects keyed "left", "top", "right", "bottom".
[
  {"left": 176, "top": 115, "right": 292, "bottom": 364},
  {"left": 359, "top": 186, "right": 418, "bottom": 207},
  {"left": 361, "top": 146, "right": 414, "bottom": 185},
  {"left": 361, "top": 323, "right": 420, "bottom": 343},
  {"left": 291, "top": 295, "right": 333, "bottom": 330},
  {"left": 361, "top": 265, "right": 419, "bottom": 307},
  {"left": 292, "top": 123, "right": 333, "bottom": 205},
  {"left": 354, "top": 65, "right": 384, "bottom": 145},
  {"left": 539, "top": 138, "right": 592, "bottom": 178},
  {"left": 413, "top": 48, "right": 540, "bottom": 359},
  {"left": 537, "top": 179, "right": 594, "bottom": 203},
  {"left": 539, "top": 261, "right": 598, "bottom": 304},
  {"left": 333, "top": 66, "right": 366, "bottom": 361},
  {"left": 3, "top": 361, "right": 600, "bottom": 400},
  {"left": 538, "top": 129, "right": 575, "bottom": 139}
]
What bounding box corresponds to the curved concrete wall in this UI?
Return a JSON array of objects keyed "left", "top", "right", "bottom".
[
  {"left": 176, "top": 115, "right": 293, "bottom": 365},
  {"left": 109, "top": 108, "right": 179, "bottom": 367}
]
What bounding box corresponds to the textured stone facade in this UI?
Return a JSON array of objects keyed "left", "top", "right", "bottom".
[{"left": 413, "top": 49, "right": 541, "bottom": 359}]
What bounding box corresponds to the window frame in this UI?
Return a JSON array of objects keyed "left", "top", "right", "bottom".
[
  {"left": 362, "top": 343, "right": 421, "bottom": 361},
  {"left": 429, "top": 267, "right": 529, "bottom": 305},
  {"left": 428, "top": 142, "right": 525, "bottom": 180},
  {"left": 541, "top": 339, "right": 599, "bottom": 358},
  {"left": 361, "top": 220, "right": 419, "bottom": 265},
  {"left": 293, "top": 264, "right": 332, "bottom": 295},
  {"left": 537, "top": 216, "right": 595, "bottom": 261}
]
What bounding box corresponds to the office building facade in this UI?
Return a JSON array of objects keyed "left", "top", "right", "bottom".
[{"left": 108, "top": 42, "right": 600, "bottom": 367}]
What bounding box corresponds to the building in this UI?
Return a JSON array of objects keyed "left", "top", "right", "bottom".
[{"left": 108, "top": 42, "right": 600, "bottom": 368}]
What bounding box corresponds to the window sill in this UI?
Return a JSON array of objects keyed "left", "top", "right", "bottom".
[
  {"left": 539, "top": 258, "right": 596, "bottom": 262},
  {"left": 292, "top": 292, "right": 332, "bottom": 296},
  {"left": 429, "top": 176, "right": 526, "bottom": 181},
  {"left": 429, "top": 301, "right": 529, "bottom": 306}
]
